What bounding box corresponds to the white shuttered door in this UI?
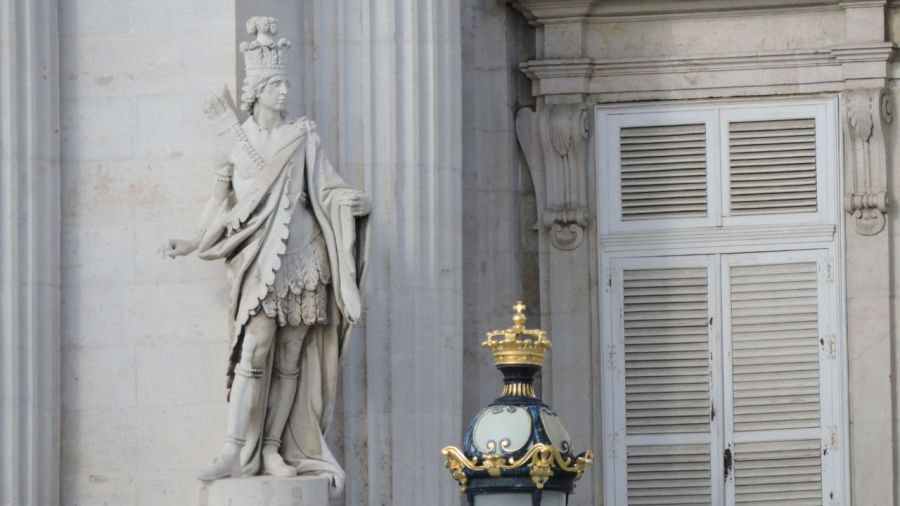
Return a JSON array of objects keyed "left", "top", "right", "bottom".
[
  {"left": 599, "top": 99, "right": 845, "bottom": 506},
  {"left": 609, "top": 256, "right": 722, "bottom": 505},
  {"left": 606, "top": 253, "right": 842, "bottom": 505},
  {"left": 722, "top": 251, "right": 840, "bottom": 506}
]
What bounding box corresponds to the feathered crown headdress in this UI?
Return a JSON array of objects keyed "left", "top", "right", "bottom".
[{"left": 240, "top": 16, "right": 291, "bottom": 79}]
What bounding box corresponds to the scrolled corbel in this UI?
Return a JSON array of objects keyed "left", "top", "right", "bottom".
[
  {"left": 843, "top": 88, "right": 891, "bottom": 235},
  {"left": 516, "top": 104, "right": 590, "bottom": 250},
  {"left": 542, "top": 209, "right": 587, "bottom": 250}
]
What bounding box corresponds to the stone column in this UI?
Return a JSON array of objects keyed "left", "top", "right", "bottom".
[
  {"left": 0, "top": 1, "right": 61, "bottom": 506},
  {"left": 336, "top": 4, "right": 463, "bottom": 504},
  {"left": 239, "top": 2, "right": 464, "bottom": 504}
]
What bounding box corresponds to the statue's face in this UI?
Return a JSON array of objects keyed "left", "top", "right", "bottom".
[{"left": 257, "top": 76, "right": 290, "bottom": 112}]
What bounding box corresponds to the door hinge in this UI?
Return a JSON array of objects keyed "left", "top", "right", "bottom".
[
  {"left": 824, "top": 425, "right": 839, "bottom": 453},
  {"left": 608, "top": 432, "right": 619, "bottom": 459},
  {"left": 824, "top": 260, "right": 834, "bottom": 285},
  {"left": 825, "top": 332, "right": 837, "bottom": 359}
]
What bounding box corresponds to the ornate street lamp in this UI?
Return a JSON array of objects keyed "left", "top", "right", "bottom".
[{"left": 442, "top": 302, "right": 592, "bottom": 506}]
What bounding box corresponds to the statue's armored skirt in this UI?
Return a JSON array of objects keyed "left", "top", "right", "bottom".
[{"left": 254, "top": 227, "right": 331, "bottom": 327}]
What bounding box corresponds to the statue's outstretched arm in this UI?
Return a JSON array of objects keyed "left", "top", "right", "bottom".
[
  {"left": 193, "top": 166, "right": 232, "bottom": 241},
  {"left": 161, "top": 87, "right": 239, "bottom": 259},
  {"left": 160, "top": 167, "right": 231, "bottom": 259}
]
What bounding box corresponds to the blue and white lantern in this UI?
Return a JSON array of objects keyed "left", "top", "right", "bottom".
[{"left": 442, "top": 302, "right": 592, "bottom": 506}]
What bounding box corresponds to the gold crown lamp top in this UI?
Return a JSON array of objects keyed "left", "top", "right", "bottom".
[{"left": 481, "top": 301, "right": 551, "bottom": 367}]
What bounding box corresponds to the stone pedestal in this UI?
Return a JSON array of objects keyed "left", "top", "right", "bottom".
[{"left": 199, "top": 476, "right": 329, "bottom": 506}]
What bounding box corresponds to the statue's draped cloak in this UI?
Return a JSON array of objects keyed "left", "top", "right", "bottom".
[{"left": 196, "top": 118, "right": 367, "bottom": 494}]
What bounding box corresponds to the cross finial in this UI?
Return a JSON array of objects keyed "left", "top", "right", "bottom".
[{"left": 512, "top": 301, "right": 527, "bottom": 330}]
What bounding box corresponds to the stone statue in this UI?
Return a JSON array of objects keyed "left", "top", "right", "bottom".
[{"left": 161, "top": 16, "right": 369, "bottom": 495}]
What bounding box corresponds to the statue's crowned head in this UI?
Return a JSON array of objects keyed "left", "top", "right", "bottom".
[{"left": 240, "top": 16, "right": 292, "bottom": 112}]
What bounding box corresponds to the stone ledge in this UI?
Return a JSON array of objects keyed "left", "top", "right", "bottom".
[{"left": 198, "top": 475, "right": 329, "bottom": 506}]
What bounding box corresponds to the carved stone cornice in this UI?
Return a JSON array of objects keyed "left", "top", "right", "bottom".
[
  {"left": 521, "top": 42, "right": 896, "bottom": 98},
  {"left": 843, "top": 88, "right": 891, "bottom": 235},
  {"left": 508, "top": 0, "right": 596, "bottom": 22},
  {"left": 516, "top": 104, "right": 590, "bottom": 250},
  {"left": 830, "top": 42, "right": 895, "bottom": 62}
]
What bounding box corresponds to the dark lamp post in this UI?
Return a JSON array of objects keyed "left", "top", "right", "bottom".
[{"left": 442, "top": 302, "right": 593, "bottom": 506}]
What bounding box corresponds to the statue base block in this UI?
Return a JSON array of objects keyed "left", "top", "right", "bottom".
[{"left": 199, "top": 475, "right": 330, "bottom": 506}]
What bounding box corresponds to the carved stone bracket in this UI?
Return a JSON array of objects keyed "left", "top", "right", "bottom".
[
  {"left": 843, "top": 88, "right": 892, "bottom": 235},
  {"left": 516, "top": 104, "right": 590, "bottom": 250}
]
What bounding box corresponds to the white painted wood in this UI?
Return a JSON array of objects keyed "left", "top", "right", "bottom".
[
  {"left": 599, "top": 100, "right": 838, "bottom": 236},
  {"left": 721, "top": 250, "right": 842, "bottom": 505},
  {"left": 597, "top": 98, "right": 847, "bottom": 506},
  {"left": 720, "top": 100, "right": 838, "bottom": 228},
  {"left": 733, "top": 439, "right": 823, "bottom": 504},
  {"left": 0, "top": 1, "right": 61, "bottom": 505},
  {"left": 619, "top": 124, "right": 708, "bottom": 221},
  {"left": 605, "top": 255, "right": 720, "bottom": 506},
  {"left": 727, "top": 119, "right": 818, "bottom": 215},
  {"left": 599, "top": 109, "right": 720, "bottom": 234},
  {"left": 600, "top": 223, "right": 836, "bottom": 254},
  {"left": 622, "top": 266, "right": 710, "bottom": 435}
]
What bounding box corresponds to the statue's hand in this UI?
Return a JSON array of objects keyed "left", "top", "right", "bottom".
[
  {"left": 339, "top": 190, "right": 371, "bottom": 217},
  {"left": 159, "top": 238, "right": 198, "bottom": 259}
]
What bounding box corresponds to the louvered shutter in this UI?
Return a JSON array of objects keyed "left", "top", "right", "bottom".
[
  {"left": 600, "top": 110, "right": 718, "bottom": 233},
  {"left": 721, "top": 103, "right": 833, "bottom": 226},
  {"left": 598, "top": 102, "right": 834, "bottom": 234},
  {"left": 722, "top": 251, "right": 840, "bottom": 505},
  {"left": 620, "top": 124, "right": 708, "bottom": 221},
  {"left": 727, "top": 119, "right": 817, "bottom": 215},
  {"left": 607, "top": 257, "right": 720, "bottom": 505}
]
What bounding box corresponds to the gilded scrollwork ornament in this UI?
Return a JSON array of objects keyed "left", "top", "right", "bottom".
[
  {"left": 843, "top": 88, "right": 892, "bottom": 235},
  {"left": 441, "top": 443, "right": 593, "bottom": 491}
]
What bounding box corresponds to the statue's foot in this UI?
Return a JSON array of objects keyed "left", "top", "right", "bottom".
[
  {"left": 262, "top": 445, "right": 297, "bottom": 477},
  {"left": 198, "top": 451, "right": 242, "bottom": 481}
]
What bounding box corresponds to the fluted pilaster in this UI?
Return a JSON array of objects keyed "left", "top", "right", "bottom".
[
  {"left": 332, "top": 3, "right": 463, "bottom": 504},
  {"left": 0, "top": 1, "right": 62, "bottom": 505}
]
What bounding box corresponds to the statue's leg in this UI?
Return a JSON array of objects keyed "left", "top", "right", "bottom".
[
  {"left": 199, "top": 313, "right": 277, "bottom": 481},
  {"left": 262, "top": 323, "right": 309, "bottom": 476}
]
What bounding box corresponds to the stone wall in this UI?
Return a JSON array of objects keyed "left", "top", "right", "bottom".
[
  {"left": 512, "top": 1, "right": 899, "bottom": 504},
  {"left": 58, "top": 2, "right": 235, "bottom": 503},
  {"left": 461, "top": 0, "right": 537, "bottom": 428},
  {"left": 27, "top": 1, "right": 900, "bottom": 505}
]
